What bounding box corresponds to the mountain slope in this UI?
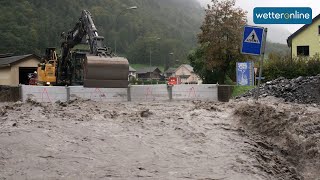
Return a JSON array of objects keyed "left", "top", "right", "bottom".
[{"left": 0, "top": 0, "right": 204, "bottom": 66}]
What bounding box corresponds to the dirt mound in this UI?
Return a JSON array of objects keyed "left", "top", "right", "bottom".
[
  {"left": 235, "top": 103, "right": 320, "bottom": 179},
  {"left": 240, "top": 75, "right": 320, "bottom": 104}
]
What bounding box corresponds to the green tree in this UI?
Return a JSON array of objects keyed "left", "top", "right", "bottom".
[
  {"left": 196, "top": 0, "right": 247, "bottom": 84},
  {"left": 188, "top": 44, "right": 224, "bottom": 83}
]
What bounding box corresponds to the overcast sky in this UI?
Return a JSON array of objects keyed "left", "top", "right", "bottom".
[{"left": 199, "top": 0, "right": 320, "bottom": 33}]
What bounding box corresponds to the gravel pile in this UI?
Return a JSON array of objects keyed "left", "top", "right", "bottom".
[{"left": 240, "top": 75, "right": 320, "bottom": 104}]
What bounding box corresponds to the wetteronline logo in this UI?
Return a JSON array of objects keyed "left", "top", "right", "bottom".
[{"left": 254, "top": 7, "right": 312, "bottom": 24}]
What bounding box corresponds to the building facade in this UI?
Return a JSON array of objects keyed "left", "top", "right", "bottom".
[
  {"left": 287, "top": 14, "right": 320, "bottom": 57},
  {"left": 129, "top": 66, "right": 137, "bottom": 79},
  {"left": 174, "top": 64, "right": 201, "bottom": 84},
  {"left": 164, "top": 68, "right": 176, "bottom": 78},
  {"left": 136, "top": 67, "right": 162, "bottom": 80},
  {"left": 0, "top": 54, "right": 41, "bottom": 86}
]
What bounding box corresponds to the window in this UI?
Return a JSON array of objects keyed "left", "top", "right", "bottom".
[
  {"left": 318, "top": 25, "right": 320, "bottom": 35},
  {"left": 297, "top": 46, "right": 309, "bottom": 56}
]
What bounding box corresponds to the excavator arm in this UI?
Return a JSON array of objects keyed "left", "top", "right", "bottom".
[{"left": 59, "top": 10, "right": 129, "bottom": 88}]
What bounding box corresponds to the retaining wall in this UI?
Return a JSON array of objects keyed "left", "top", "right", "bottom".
[
  {"left": 69, "top": 86, "right": 127, "bottom": 102},
  {"left": 20, "top": 84, "right": 218, "bottom": 102},
  {"left": 22, "top": 85, "right": 67, "bottom": 102},
  {"left": 130, "top": 85, "right": 169, "bottom": 101},
  {"left": 173, "top": 84, "right": 217, "bottom": 101}
]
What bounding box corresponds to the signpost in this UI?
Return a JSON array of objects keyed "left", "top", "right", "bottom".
[{"left": 241, "top": 25, "right": 268, "bottom": 100}]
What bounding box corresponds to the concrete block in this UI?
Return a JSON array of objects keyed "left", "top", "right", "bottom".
[
  {"left": 21, "top": 85, "right": 67, "bottom": 102},
  {"left": 172, "top": 84, "right": 217, "bottom": 101},
  {"left": 69, "top": 86, "right": 127, "bottom": 102},
  {"left": 130, "top": 85, "right": 169, "bottom": 101}
]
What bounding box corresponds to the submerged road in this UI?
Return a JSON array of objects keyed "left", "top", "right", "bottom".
[{"left": 0, "top": 99, "right": 302, "bottom": 179}]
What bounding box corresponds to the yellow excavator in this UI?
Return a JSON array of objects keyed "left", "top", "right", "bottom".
[
  {"left": 37, "top": 10, "right": 129, "bottom": 88},
  {"left": 37, "top": 47, "right": 57, "bottom": 85}
]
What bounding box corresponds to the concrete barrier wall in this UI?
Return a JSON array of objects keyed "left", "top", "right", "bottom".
[
  {"left": 173, "top": 84, "right": 217, "bottom": 101},
  {"left": 21, "top": 84, "right": 218, "bottom": 102},
  {"left": 69, "top": 86, "right": 127, "bottom": 102},
  {"left": 22, "top": 85, "right": 67, "bottom": 102},
  {"left": 130, "top": 85, "right": 169, "bottom": 101}
]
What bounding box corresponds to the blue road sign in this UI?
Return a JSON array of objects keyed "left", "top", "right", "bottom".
[
  {"left": 241, "top": 25, "right": 264, "bottom": 56},
  {"left": 236, "top": 62, "right": 254, "bottom": 86}
]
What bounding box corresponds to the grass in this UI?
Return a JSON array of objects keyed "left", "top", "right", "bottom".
[
  {"left": 231, "top": 85, "right": 255, "bottom": 97},
  {"left": 130, "top": 64, "right": 165, "bottom": 72}
]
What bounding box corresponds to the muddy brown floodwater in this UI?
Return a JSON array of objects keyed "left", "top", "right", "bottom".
[{"left": 0, "top": 97, "right": 318, "bottom": 179}]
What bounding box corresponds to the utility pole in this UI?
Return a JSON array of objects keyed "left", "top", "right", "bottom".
[
  {"left": 167, "top": 52, "right": 174, "bottom": 71},
  {"left": 149, "top": 48, "right": 152, "bottom": 80},
  {"left": 147, "top": 37, "right": 161, "bottom": 80}
]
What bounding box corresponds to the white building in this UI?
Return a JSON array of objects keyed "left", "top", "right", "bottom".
[{"left": 174, "top": 64, "right": 202, "bottom": 84}]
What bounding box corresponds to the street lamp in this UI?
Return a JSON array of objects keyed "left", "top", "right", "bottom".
[
  {"left": 167, "top": 52, "right": 174, "bottom": 71},
  {"left": 127, "top": 6, "right": 138, "bottom": 10},
  {"left": 149, "top": 37, "right": 161, "bottom": 80},
  {"left": 114, "top": 6, "right": 138, "bottom": 54}
]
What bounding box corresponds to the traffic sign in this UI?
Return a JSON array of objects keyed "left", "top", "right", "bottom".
[
  {"left": 236, "top": 62, "right": 254, "bottom": 86},
  {"left": 241, "top": 25, "right": 265, "bottom": 56}
]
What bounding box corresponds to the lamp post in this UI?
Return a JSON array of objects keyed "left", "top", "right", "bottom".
[
  {"left": 149, "top": 37, "right": 161, "bottom": 80},
  {"left": 114, "top": 6, "right": 138, "bottom": 54},
  {"left": 149, "top": 47, "right": 152, "bottom": 80},
  {"left": 167, "top": 52, "right": 174, "bottom": 71}
]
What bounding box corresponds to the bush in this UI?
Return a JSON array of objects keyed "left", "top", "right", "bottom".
[
  {"left": 263, "top": 54, "right": 320, "bottom": 81},
  {"left": 231, "top": 86, "right": 254, "bottom": 97},
  {"left": 225, "top": 75, "right": 236, "bottom": 85}
]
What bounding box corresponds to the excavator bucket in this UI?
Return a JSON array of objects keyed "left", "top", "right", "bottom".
[{"left": 83, "top": 55, "right": 129, "bottom": 88}]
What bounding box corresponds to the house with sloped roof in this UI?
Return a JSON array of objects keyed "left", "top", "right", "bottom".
[
  {"left": 164, "top": 67, "right": 176, "bottom": 78},
  {"left": 174, "top": 64, "right": 201, "bottom": 84},
  {"left": 0, "top": 54, "right": 41, "bottom": 86},
  {"left": 129, "top": 66, "right": 137, "bottom": 79},
  {"left": 136, "top": 67, "right": 162, "bottom": 80},
  {"left": 287, "top": 14, "right": 320, "bottom": 57}
]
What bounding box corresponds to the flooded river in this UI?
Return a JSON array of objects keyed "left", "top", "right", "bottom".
[{"left": 0, "top": 98, "right": 318, "bottom": 179}]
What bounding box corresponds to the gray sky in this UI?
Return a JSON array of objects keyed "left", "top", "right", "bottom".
[{"left": 199, "top": 0, "right": 320, "bottom": 33}]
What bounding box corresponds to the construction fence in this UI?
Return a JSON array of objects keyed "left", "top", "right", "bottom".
[{"left": 19, "top": 84, "right": 218, "bottom": 103}]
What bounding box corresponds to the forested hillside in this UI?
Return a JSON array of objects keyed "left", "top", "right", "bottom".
[
  {"left": 265, "top": 42, "right": 290, "bottom": 56},
  {"left": 0, "top": 0, "right": 203, "bottom": 66}
]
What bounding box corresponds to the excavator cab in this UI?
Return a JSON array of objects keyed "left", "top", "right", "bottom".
[{"left": 37, "top": 47, "right": 57, "bottom": 86}]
